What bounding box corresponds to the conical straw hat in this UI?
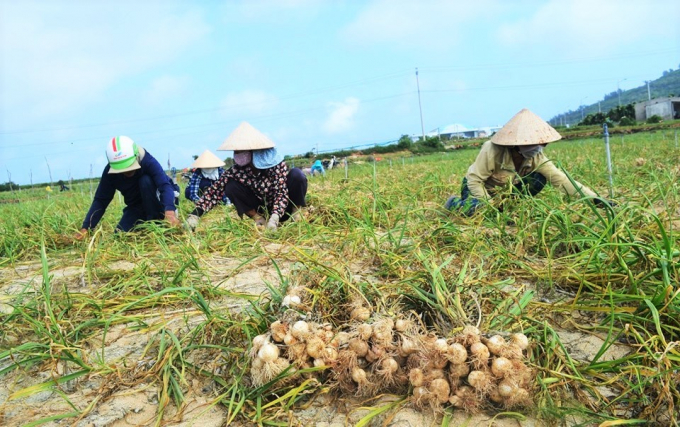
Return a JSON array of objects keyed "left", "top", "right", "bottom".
[
  {"left": 218, "top": 121, "right": 276, "bottom": 151},
  {"left": 490, "top": 108, "right": 562, "bottom": 146},
  {"left": 191, "top": 150, "right": 225, "bottom": 169}
]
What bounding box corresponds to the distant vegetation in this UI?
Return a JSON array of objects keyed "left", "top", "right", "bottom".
[
  {"left": 0, "top": 182, "right": 17, "bottom": 192},
  {"left": 551, "top": 67, "right": 680, "bottom": 126},
  {"left": 578, "top": 104, "right": 636, "bottom": 127}
]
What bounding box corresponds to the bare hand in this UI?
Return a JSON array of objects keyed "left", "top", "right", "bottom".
[
  {"left": 74, "top": 228, "right": 88, "bottom": 241},
  {"left": 252, "top": 214, "right": 266, "bottom": 227},
  {"left": 164, "top": 210, "right": 180, "bottom": 227}
]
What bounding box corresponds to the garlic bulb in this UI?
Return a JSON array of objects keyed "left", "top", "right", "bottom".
[
  {"left": 510, "top": 333, "right": 529, "bottom": 350},
  {"left": 291, "top": 320, "right": 311, "bottom": 340},
  {"left": 429, "top": 378, "right": 451, "bottom": 404},
  {"left": 491, "top": 357, "right": 512, "bottom": 378},
  {"left": 282, "top": 295, "right": 301, "bottom": 307},
  {"left": 485, "top": 335, "right": 506, "bottom": 356},
  {"left": 257, "top": 343, "right": 280, "bottom": 363}
]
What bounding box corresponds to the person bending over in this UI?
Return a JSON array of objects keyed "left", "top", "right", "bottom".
[
  {"left": 75, "top": 136, "right": 179, "bottom": 239},
  {"left": 186, "top": 122, "right": 307, "bottom": 232},
  {"left": 445, "top": 108, "right": 613, "bottom": 216}
]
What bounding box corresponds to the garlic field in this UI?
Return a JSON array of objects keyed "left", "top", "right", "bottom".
[{"left": 1, "top": 130, "right": 679, "bottom": 426}]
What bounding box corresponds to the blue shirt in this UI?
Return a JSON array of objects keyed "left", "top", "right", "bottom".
[
  {"left": 311, "top": 160, "right": 324, "bottom": 173},
  {"left": 185, "top": 168, "right": 225, "bottom": 202},
  {"left": 81, "top": 150, "right": 176, "bottom": 230}
]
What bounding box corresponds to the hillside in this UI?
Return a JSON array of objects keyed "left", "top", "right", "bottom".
[{"left": 551, "top": 67, "right": 680, "bottom": 126}]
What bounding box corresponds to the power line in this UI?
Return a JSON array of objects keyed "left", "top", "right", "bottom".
[
  {"left": 421, "top": 76, "right": 618, "bottom": 94},
  {"left": 3, "top": 47, "right": 675, "bottom": 136},
  {"left": 0, "top": 92, "right": 415, "bottom": 151},
  {"left": 419, "top": 48, "right": 677, "bottom": 73},
  {"left": 0, "top": 92, "right": 417, "bottom": 159},
  {"left": 0, "top": 70, "right": 412, "bottom": 136}
]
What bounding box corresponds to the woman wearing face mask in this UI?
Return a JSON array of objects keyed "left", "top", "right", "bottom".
[
  {"left": 184, "top": 150, "right": 230, "bottom": 204},
  {"left": 445, "top": 108, "right": 613, "bottom": 216},
  {"left": 186, "top": 122, "right": 308, "bottom": 231}
]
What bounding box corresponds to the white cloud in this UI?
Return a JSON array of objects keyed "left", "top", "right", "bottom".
[
  {"left": 497, "top": 0, "right": 679, "bottom": 54},
  {"left": 142, "top": 76, "right": 190, "bottom": 105},
  {"left": 323, "top": 97, "right": 360, "bottom": 134},
  {"left": 220, "top": 90, "right": 279, "bottom": 116},
  {"left": 0, "top": 1, "right": 210, "bottom": 127},
  {"left": 225, "top": 0, "right": 323, "bottom": 22},
  {"left": 341, "top": 0, "right": 501, "bottom": 50}
]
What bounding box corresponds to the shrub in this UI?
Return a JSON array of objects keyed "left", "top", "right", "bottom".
[
  {"left": 397, "top": 134, "right": 413, "bottom": 150},
  {"left": 647, "top": 115, "right": 663, "bottom": 124},
  {"left": 619, "top": 117, "right": 636, "bottom": 126},
  {"left": 0, "top": 181, "right": 17, "bottom": 192}
]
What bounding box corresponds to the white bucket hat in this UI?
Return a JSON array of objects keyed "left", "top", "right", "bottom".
[
  {"left": 191, "top": 150, "right": 225, "bottom": 169},
  {"left": 218, "top": 122, "right": 276, "bottom": 151},
  {"left": 490, "top": 108, "right": 562, "bottom": 146}
]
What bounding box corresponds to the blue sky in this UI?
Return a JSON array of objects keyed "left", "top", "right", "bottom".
[{"left": 1, "top": 0, "right": 678, "bottom": 185}]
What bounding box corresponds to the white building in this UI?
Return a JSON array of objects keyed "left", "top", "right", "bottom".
[{"left": 427, "top": 123, "right": 502, "bottom": 140}]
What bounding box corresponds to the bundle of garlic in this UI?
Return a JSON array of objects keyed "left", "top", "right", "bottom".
[
  {"left": 408, "top": 326, "right": 534, "bottom": 412},
  {"left": 248, "top": 317, "right": 534, "bottom": 413},
  {"left": 249, "top": 318, "right": 342, "bottom": 387},
  {"left": 332, "top": 316, "right": 412, "bottom": 396}
]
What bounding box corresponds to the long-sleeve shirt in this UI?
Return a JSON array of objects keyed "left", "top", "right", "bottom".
[
  {"left": 466, "top": 140, "right": 598, "bottom": 200},
  {"left": 81, "top": 150, "right": 176, "bottom": 230},
  {"left": 311, "top": 160, "right": 325, "bottom": 174},
  {"left": 185, "top": 168, "right": 225, "bottom": 202},
  {"left": 195, "top": 162, "right": 290, "bottom": 217}
]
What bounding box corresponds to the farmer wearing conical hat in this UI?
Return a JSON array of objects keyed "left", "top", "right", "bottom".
[
  {"left": 74, "top": 136, "right": 180, "bottom": 240},
  {"left": 185, "top": 150, "right": 230, "bottom": 204},
  {"left": 445, "top": 109, "right": 613, "bottom": 216},
  {"left": 185, "top": 122, "right": 308, "bottom": 231}
]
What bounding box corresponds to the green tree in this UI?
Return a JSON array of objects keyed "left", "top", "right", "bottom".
[
  {"left": 397, "top": 134, "right": 413, "bottom": 150},
  {"left": 0, "top": 181, "right": 17, "bottom": 192}
]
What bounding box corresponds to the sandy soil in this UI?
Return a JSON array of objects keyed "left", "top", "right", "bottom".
[{"left": 0, "top": 251, "right": 618, "bottom": 427}]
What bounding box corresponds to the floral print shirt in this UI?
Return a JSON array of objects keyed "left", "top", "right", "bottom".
[{"left": 195, "top": 162, "right": 289, "bottom": 216}]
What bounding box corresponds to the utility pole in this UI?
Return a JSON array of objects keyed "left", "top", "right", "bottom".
[
  {"left": 617, "top": 78, "right": 627, "bottom": 107},
  {"left": 645, "top": 80, "right": 651, "bottom": 100},
  {"left": 45, "top": 157, "right": 53, "bottom": 186},
  {"left": 598, "top": 101, "right": 601, "bottom": 113},
  {"left": 580, "top": 96, "right": 588, "bottom": 121},
  {"left": 416, "top": 68, "right": 425, "bottom": 141}
]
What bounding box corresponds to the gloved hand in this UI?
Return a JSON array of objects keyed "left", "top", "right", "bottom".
[
  {"left": 594, "top": 198, "right": 617, "bottom": 209},
  {"left": 266, "top": 214, "right": 280, "bottom": 231},
  {"left": 290, "top": 208, "right": 303, "bottom": 222},
  {"left": 252, "top": 214, "right": 266, "bottom": 227},
  {"left": 185, "top": 214, "right": 200, "bottom": 231}
]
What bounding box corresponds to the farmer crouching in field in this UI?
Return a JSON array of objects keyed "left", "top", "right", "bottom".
[
  {"left": 74, "top": 136, "right": 180, "bottom": 240},
  {"left": 185, "top": 150, "right": 230, "bottom": 205},
  {"left": 310, "top": 159, "right": 325, "bottom": 176},
  {"left": 185, "top": 122, "right": 308, "bottom": 232},
  {"left": 445, "top": 108, "right": 613, "bottom": 216}
]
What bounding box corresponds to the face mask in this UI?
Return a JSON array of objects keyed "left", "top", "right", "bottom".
[
  {"left": 201, "top": 168, "right": 219, "bottom": 180},
  {"left": 518, "top": 144, "right": 543, "bottom": 159},
  {"left": 233, "top": 151, "right": 252, "bottom": 166}
]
